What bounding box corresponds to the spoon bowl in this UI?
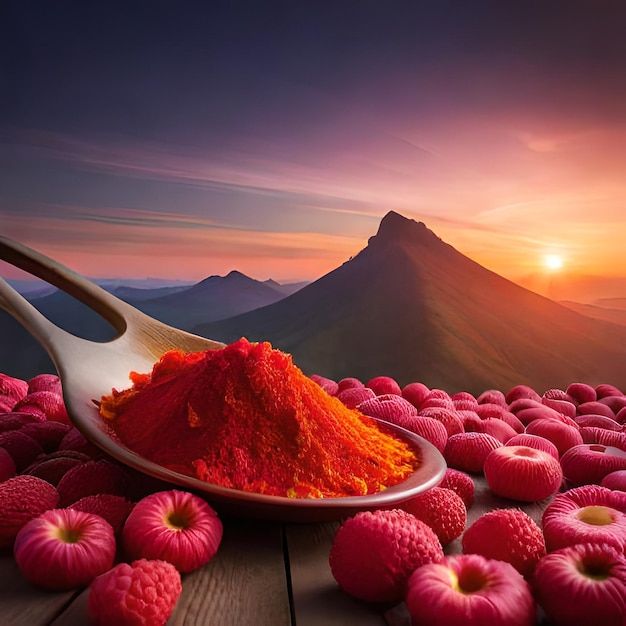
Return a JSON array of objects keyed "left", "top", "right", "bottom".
[{"left": 0, "top": 237, "right": 446, "bottom": 521}]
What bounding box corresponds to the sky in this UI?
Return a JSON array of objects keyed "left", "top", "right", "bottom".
[{"left": 2, "top": 1, "right": 626, "bottom": 302}]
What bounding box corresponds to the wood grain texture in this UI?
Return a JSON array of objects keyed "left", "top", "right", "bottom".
[
  {"left": 0, "top": 553, "right": 79, "bottom": 626},
  {"left": 167, "top": 518, "right": 291, "bottom": 626},
  {"left": 286, "top": 521, "right": 388, "bottom": 626}
]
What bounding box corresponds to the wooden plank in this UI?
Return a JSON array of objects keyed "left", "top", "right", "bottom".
[
  {"left": 167, "top": 517, "right": 291, "bottom": 626},
  {"left": 50, "top": 517, "right": 291, "bottom": 626},
  {"left": 286, "top": 521, "right": 387, "bottom": 626},
  {"left": 0, "top": 553, "right": 79, "bottom": 626}
]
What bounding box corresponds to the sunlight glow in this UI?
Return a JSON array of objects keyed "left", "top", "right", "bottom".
[{"left": 544, "top": 254, "right": 564, "bottom": 271}]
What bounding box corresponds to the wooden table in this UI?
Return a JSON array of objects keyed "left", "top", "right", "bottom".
[{"left": 1, "top": 477, "right": 552, "bottom": 626}]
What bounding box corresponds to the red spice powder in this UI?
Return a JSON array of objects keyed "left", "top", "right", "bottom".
[{"left": 99, "top": 338, "right": 420, "bottom": 498}]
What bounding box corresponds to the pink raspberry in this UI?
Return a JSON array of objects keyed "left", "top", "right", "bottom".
[
  {"left": 70, "top": 494, "right": 135, "bottom": 535},
  {"left": 444, "top": 432, "right": 502, "bottom": 474},
  {"left": 0, "top": 430, "right": 44, "bottom": 471},
  {"left": 0, "top": 475, "right": 59, "bottom": 546},
  {"left": 484, "top": 445, "right": 563, "bottom": 502},
  {"left": 365, "top": 375, "right": 401, "bottom": 396},
  {"left": 329, "top": 509, "right": 444, "bottom": 603},
  {"left": 336, "top": 386, "right": 376, "bottom": 409},
  {"left": 505, "top": 384, "right": 541, "bottom": 404},
  {"left": 88, "top": 559, "right": 182, "bottom": 626},
  {"left": 477, "top": 389, "right": 507, "bottom": 407},
  {"left": 0, "top": 446, "right": 16, "bottom": 482},
  {"left": 596, "top": 383, "right": 624, "bottom": 399},
  {"left": 462, "top": 508, "right": 546, "bottom": 577},
  {"left": 400, "top": 487, "right": 467, "bottom": 546},
  {"left": 542, "top": 485, "right": 626, "bottom": 553},
  {"left": 525, "top": 418, "right": 583, "bottom": 456},
  {"left": 439, "top": 468, "right": 475, "bottom": 508},
  {"left": 408, "top": 416, "right": 448, "bottom": 452},
  {"left": 580, "top": 427, "right": 626, "bottom": 451},
  {"left": 337, "top": 377, "right": 364, "bottom": 392},
  {"left": 309, "top": 374, "right": 339, "bottom": 396},
  {"left": 560, "top": 443, "right": 626, "bottom": 486},
  {"left": 577, "top": 401, "right": 616, "bottom": 419},
  {"left": 602, "top": 469, "right": 626, "bottom": 491},
  {"left": 418, "top": 406, "right": 464, "bottom": 437},
  {"left": 13, "top": 390, "right": 71, "bottom": 424},
  {"left": 402, "top": 382, "right": 430, "bottom": 408},
  {"left": 505, "top": 433, "right": 560, "bottom": 460},
  {"left": 19, "top": 421, "right": 71, "bottom": 452},
  {"left": 57, "top": 459, "right": 128, "bottom": 506},
  {"left": 358, "top": 394, "right": 418, "bottom": 429},
  {"left": 566, "top": 382, "right": 596, "bottom": 404}
]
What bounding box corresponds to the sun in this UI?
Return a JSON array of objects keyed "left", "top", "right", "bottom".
[{"left": 544, "top": 254, "right": 563, "bottom": 271}]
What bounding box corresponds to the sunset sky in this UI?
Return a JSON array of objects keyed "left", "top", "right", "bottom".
[{"left": 2, "top": 2, "right": 626, "bottom": 302}]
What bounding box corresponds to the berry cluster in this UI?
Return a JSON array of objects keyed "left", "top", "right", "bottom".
[
  {"left": 319, "top": 374, "right": 626, "bottom": 626},
  {"left": 0, "top": 372, "right": 223, "bottom": 626}
]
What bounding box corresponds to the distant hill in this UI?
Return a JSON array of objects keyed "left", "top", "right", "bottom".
[
  {"left": 0, "top": 272, "right": 304, "bottom": 380},
  {"left": 560, "top": 301, "right": 626, "bottom": 327},
  {"left": 195, "top": 211, "right": 626, "bottom": 394}
]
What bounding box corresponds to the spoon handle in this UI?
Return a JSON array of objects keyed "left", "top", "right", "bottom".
[{"left": 0, "top": 236, "right": 129, "bottom": 333}]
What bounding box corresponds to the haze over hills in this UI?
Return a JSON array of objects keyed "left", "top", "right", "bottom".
[
  {"left": 0, "top": 272, "right": 305, "bottom": 379},
  {"left": 195, "top": 211, "right": 626, "bottom": 394}
]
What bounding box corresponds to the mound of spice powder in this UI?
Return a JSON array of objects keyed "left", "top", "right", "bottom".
[{"left": 99, "top": 338, "right": 420, "bottom": 498}]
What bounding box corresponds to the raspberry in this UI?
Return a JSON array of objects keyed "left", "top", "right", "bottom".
[
  {"left": 329, "top": 509, "right": 444, "bottom": 603},
  {"left": 309, "top": 374, "right": 338, "bottom": 396},
  {"left": 19, "top": 421, "right": 71, "bottom": 452},
  {"left": 70, "top": 494, "right": 135, "bottom": 535},
  {"left": 596, "top": 384, "right": 624, "bottom": 399},
  {"left": 408, "top": 416, "right": 448, "bottom": 452},
  {"left": 477, "top": 389, "right": 507, "bottom": 407},
  {"left": 439, "top": 468, "right": 475, "bottom": 508},
  {"left": 358, "top": 394, "right": 417, "bottom": 429},
  {"left": 580, "top": 427, "right": 626, "bottom": 451},
  {"left": 444, "top": 432, "right": 502, "bottom": 474},
  {"left": 401, "top": 382, "right": 430, "bottom": 408},
  {"left": 13, "top": 391, "right": 71, "bottom": 424},
  {"left": 525, "top": 418, "right": 583, "bottom": 456},
  {"left": 0, "top": 446, "right": 16, "bottom": 481},
  {"left": 602, "top": 469, "right": 626, "bottom": 491},
  {"left": 88, "top": 559, "right": 182, "bottom": 626},
  {"left": 365, "top": 375, "right": 401, "bottom": 396},
  {"left": 577, "top": 401, "right": 615, "bottom": 419},
  {"left": 418, "top": 407, "right": 464, "bottom": 436},
  {"left": 484, "top": 445, "right": 563, "bottom": 502},
  {"left": 28, "top": 373, "right": 63, "bottom": 395},
  {"left": 0, "top": 430, "right": 44, "bottom": 471},
  {"left": 542, "top": 485, "right": 626, "bottom": 552},
  {"left": 57, "top": 459, "right": 128, "bottom": 506},
  {"left": 505, "top": 384, "right": 541, "bottom": 404},
  {"left": 399, "top": 487, "right": 467, "bottom": 546},
  {"left": 574, "top": 413, "right": 622, "bottom": 431},
  {"left": 336, "top": 386, "right": 376, "bottom": 408},
  {"left": 505, "top": 433, "right": 560, "bottom": 460},
  {"left": 471, "top": 417, "right": 518, "bottom": 444},
  {"left": 462, "top": 508, "right": 546, "bottom": 577},
  {"left": 560, "top": 444, "right": 626, "bottom": 486},
  {"left": 58, "top": 427, "right": 103, "bottom": 457},
  {"left": 336, "top": 377, "right": 364, "bottom": 392},
  {"left": 566, "top": 382, "right": 596, "bottom": 404},
  {"left": 0, "top": 475, "right": 59, "bottom": 546}
]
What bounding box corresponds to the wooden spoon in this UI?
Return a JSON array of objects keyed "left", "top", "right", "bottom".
[{"left": 0, "top": 236, "right": 445, "bottom": 521}]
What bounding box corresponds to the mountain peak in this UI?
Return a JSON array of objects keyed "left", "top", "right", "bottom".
[{"left": 369, "top": 211, "right": 442, "bottom": 248}]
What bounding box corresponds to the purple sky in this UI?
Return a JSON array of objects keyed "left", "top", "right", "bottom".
[{"left": 2, "top": 2, "right": 626, "bottom": 301}]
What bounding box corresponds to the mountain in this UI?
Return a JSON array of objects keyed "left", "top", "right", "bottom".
[
  {"left": 0, "top": 271, "right": 299, "bottom": 380},
  {"left": 136, "top": 270, "right": 297, "bottom": 329},
  {"left": 195, "top": 211, "right": 626, "bottom": 394},
  {"left": 560, "top": 301, "right": 626, "bottom": 327}
]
